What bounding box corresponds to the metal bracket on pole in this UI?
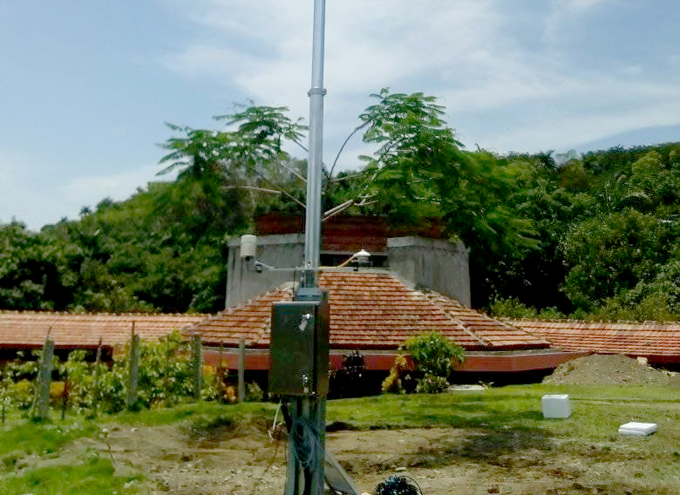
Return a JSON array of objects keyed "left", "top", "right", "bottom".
[{"left": 307, "top": 88, "right": 327, "bottom": 96}]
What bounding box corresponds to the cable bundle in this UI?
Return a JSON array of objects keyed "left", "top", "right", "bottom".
[{"left": 290, "top": 414, "right": 324, "bottom": 469}]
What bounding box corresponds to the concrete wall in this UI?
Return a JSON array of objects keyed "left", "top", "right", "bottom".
[
  {"left": 226, "top": 234, "right": 304, "bottom": 308},
  {"left": 387, "top": 236, "right": 471, "bottom": 306},
  {"left": 226, "top": 233, "right": 471, "bottom": 308}
]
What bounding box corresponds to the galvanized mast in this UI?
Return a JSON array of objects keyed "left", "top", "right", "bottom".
[
  {"left": 282, "top": 2, "right": 328, "bottom": 494},
  {"left": 303, "top": 0, "right": 326, "bottom": 288}
]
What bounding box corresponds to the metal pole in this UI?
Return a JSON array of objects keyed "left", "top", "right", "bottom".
[
  {"left": 306, "top": 2, "right": 327, "bottom": 494},
  {"left": 303, "top": 0, "right": 326, "bottom": 288},
  {"left": 284, "top": 2, "right": 327, "bottom": 494}
]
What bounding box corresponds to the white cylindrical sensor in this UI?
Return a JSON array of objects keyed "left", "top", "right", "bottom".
[{"left": 240, "top": 235, "right": 257, "bottom": 259}]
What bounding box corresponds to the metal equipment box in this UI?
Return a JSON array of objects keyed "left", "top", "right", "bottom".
[{"left": 269, "top": 291, "right": 329, "bottom": 396}]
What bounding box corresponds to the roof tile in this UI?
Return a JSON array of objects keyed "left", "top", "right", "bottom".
[
  {"left": 512, "top": 319, "right": 680, "bottom": 357},
  {"left": 0, "top": 311, "right": 208, "bottom": 348},
  {"left": 187, "top": 271, "right": 549, "bottom": 351}
]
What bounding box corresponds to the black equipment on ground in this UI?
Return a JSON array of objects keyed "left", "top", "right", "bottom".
[{"left": 375, "top": 475, "right": 423, "bottom": 495}]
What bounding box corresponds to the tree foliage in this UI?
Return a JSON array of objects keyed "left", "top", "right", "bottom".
[{"left": 2, "top": 90, "right": 680, "bottom": 322}]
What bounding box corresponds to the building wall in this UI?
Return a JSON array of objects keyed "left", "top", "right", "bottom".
[
  {"left": 387, "top": 236, "right": 471, "bottom": 306},
  {"left": 226, "top": 233, "right": 471, "bottom": 308},
  {"left": 226, "top": 234, "right": 304, "bottom": 308}
]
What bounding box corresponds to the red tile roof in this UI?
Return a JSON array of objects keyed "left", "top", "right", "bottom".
[
  {"left": 189, "top": 271, "right": 550, "bottom": 351},
  {"left": 0, "top": 311, "right": 208, "bottom": 349},
  {"left": 511, "top": 320, "right": 680, "bottom": 357}
]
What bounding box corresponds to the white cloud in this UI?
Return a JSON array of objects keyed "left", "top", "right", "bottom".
[
  {"left": 0, "top": 151, "right": 67, "bottom": 230},
  {"left": 160, "top": 0, "right": 680, "bottom": 155},
  {"left": 56, "top": 164, "right": 164, "bottom": 211},
  {"left": 544, "top": 0, "right": 612, "bottom": 44},
  {"left": 0, "top": 150, "right": 165, "bottom": 230}
]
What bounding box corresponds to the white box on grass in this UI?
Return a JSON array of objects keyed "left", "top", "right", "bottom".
[
  {"left": 618, "top": 422, "right": 657, "bottom": 436},
  {"left": 541, "top": 394, "right": 571, "bottom": 419}
]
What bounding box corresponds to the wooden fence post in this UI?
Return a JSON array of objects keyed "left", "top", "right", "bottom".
[
  {"left": 92, "top": 337, "right": 103, "bottom": 418},
  {"left": 61, "top": 367, "right": 68, "bottom": 421},
  {"left": 217, "top": 344, "right": 224, "bottom": 400},
  {"left": 238, "top": 338, "right": 246, "bottom": 402},
  {"left": 34, "top": 331, "right": 55, "bottom": 421},
  {"left": 192, "top": 333, "right": 202, "bottom": 400},
  {"left": 127, "top": 324, "right": 140, "bottom": 411}
]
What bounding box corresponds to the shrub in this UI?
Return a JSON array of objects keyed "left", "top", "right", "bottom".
[
  {"left": 330, "top": 350, "right": 367, "bottom": 398},
  {"left": 415, "top": 374, "right": 449, "bottom": 394},
  {"left": 10, "top": 380, "right": 34, "bottom": 410},
  {"left": 405, "top": 332, "right": 465, "bottom": 378},
  {"left": 487, "top": 298, "right": 537, "bottom": 318},
  {"left": 381, "top": 353, "right": 415, "bottom": 394},
  {"left": 245, "top": 382, "right": 264, "bottom": 402},
  {"left": 136, "top": 331, "right": 194, "bottom": 407},
  {"left": 0, "top": 331, "right": 234, "bottom": 417},
  {"left": 383, "top": 332, "right": 468, "bottom": 395}
]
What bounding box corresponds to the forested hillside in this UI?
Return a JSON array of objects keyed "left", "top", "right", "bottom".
[{"left": 2, "top": 89, "right": 679, "bottom": 320}]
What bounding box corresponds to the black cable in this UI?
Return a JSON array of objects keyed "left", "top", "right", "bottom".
[{"left": 281, "top": 398, "right": 325, "bottom": 495}]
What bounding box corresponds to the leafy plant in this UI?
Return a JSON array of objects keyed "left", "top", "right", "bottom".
[
  {"left": 330, "top": 350, "right": 367, "bottom": 398},
  {"left": 415, "top": 374, "right": 450, "bottom": 394},
  {"left": 245, "top": 382, "right": 264, "bottom": 402},
  {"left": 381, "top": 353, "right": 415, "bottom": 394},
  {"left": 383, "top": 332, "right": 465, "bottom": 394},
  {"left": 405, "top": 332, "right": 465, "bottom": 380}
]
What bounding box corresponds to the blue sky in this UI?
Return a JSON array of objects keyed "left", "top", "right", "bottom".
[{"left": 1, "top": 0, "right": 679, "bottom": 230}]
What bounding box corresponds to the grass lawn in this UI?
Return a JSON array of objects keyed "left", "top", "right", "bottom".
[
  {"left": 328, "top": 383, "right": 680, "bottom": 438},
  {"left": 1, "top": 384, "right": 679, "bottom": 494}
]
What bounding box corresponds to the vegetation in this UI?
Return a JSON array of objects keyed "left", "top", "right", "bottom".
[
  {"left": 2, "top": 385, "right": 680, "bottom": 493},
  {"left": 382, "top": 332, "right": 465, "bottom": 394},
  {"left": 329, "top": 350, "right": 367, "bottom": 398},
  {"left": 0, "top": 331, "right": 237, "bottom": 420},
  {"left": 2, "top": 88, "right": 680, "bottom": 320},
  {"left": 328, "top": 383, "right": 680, "bottom": 434}
]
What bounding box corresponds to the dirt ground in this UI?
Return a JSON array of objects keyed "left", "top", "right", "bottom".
[
  {"left": 543, "top": 354, "right": 674, "bottom": 386},
  {"left": 69, "top": 355, "right": 679, "bottom": 495},
  {"left": 87, "top": 419, "right": 674, "bottom": 495}
]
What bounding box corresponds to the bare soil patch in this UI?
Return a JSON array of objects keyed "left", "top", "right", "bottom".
[
  {"left": 543, "top": 354, "right": 672, "bottom": 386},
  {"left": 84, "top": 418, "right": 679, "bottom": 495},
  {"left": 49, "top": 356, "right": 680, "bottom": 494}
]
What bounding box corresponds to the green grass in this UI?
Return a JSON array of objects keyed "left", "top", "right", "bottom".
[
  {"left": 0, "top": 455, "right": 144, "bottom": 495},
  {"left": 326, "top": 384, "right": 680, "bottom": 442},
  {"left": 0, "top": 420, "right": 97, "bottom": 460},
  {"left": 0, "top": 418, "right": 140, "bottom": 495},
  {"left": 107, "top": 400, "right": 277, "bottom": 427},
  {"left": 2, "top": 385, "right": 680, "bottom": 493},
  {"left": 327, "top": 384, "right": 680, "bottom": 492}
]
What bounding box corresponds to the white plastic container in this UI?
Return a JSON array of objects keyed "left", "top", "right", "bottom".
[
  {"left": 240, "top": 235, "right": 257, "bottom": 259},
  {"left": 619, "top": 422, "right": 657, "bottom": 436},
  {"left": 541, "top": 394, "right": 571, "bottom": 419}
]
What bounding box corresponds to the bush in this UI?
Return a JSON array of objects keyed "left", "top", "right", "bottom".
[
  {"left": 245, "top": 382, "right": 264, "bottom": 402},
  {"left": 9, "top": 380, "right": 34, "bottom": 410},
  {"left": 382, "top": 332, "right": 466, "bottom": 394},
  {"left": 0, "top": 331, "right": 235, "bottom": 417},
  {"left": 415, "top": 374, "right": 449, "bottom": 394},
  {"left": 381, "top": 354, "right": 415, "bottom": 394},
  {"left": 405, "top": 332, "right": 465, "bottom": 378},
  {"left": 487, "top": 298, "right": 538, "bottom": 318},
  {"left": 330, "top": 350, "right": 367, "bottom": 398}
]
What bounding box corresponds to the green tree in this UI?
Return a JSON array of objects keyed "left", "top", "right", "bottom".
[
  {"left": 561, "top": 209, "right": 668, "bottom": 310},
  {"left": 0, "top": 222, "right": 62, "bottom": 310}
]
